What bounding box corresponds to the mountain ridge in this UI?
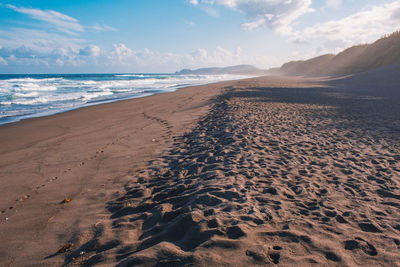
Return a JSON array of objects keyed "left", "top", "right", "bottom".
[{"left": 175, "top": 64, "right": 266, "bottom": 75}]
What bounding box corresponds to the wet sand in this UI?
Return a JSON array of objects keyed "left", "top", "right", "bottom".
[{"left": 0, "top": 75, "right": 399, "bottom": 266}]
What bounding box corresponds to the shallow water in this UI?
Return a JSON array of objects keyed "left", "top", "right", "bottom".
[{"left": 0, "top": 73, "right": 248, "bottom": 125}]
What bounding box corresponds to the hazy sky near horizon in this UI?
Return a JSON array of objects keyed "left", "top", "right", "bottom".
[{"left": 0, "top": 0, "right": 399, "bottom": 73}]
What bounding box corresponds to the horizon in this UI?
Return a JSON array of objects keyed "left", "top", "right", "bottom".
[
  {"left": 0, "top": 64, "right": 261, "bottom": 75},
  {"left": 1, "top": 0, "right": 400, "bottom": 74}
]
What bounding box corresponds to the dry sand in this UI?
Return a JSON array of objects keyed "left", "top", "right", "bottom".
[{"left": 0, "top": 75, "right": 399, "bottom": 266}]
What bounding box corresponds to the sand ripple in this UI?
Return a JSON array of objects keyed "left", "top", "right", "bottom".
[{"left": 64, "top": 84, "right": 400, "bottom": 266}]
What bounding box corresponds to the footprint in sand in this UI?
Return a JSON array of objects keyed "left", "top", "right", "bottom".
[{"left": 344, "top": 238, "right": 378, "bottom": 256}]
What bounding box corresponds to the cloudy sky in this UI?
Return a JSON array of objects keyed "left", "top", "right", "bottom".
[{"left": 0, "top": 0, "right": 399, "bottom": 73}]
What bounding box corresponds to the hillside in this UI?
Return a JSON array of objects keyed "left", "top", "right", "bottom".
[
  {"left": 280, "top": 54, "right": 334, "bottom": 76},
  {"left": 328, "top": 63, "right": 400, "bottom": 97},
  {"left": 277, "top": 30, "right": 400, "bottom": 77}
]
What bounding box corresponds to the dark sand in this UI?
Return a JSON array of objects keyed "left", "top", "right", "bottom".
[{"left": 0, "top": 75, "right": 399, "bottom": 266}]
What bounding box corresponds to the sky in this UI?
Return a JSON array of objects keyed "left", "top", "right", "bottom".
[{"left": 0, "top": 0, "right": 399, "bottom": 73}]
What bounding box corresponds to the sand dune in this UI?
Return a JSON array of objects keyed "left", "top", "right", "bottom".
[
  {"left": 0, "top": 75, "right": 399, "bottom": 266},
  {"left": 279, "top": 31, "right": 400, "bottom": 77},
  {"left": 328, "top": 64, "right": 400, "bottom": 97}
]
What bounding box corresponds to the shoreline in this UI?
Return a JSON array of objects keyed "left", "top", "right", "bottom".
[
  {"left": 0, "top": 91, "right": 154, "bottom": 126},
  {"left": 0, "top": 77, "right": 249, "bottom": 265},
  {"left": 1, "top": 74, "right": 399, "bottom": 265},
  {"left": 0, "top": 73, "right": 254, "bottom": 127}
]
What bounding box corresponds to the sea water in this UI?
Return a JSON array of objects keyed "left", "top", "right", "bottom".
[{"left": 0, "top": 73, "right": 248, "bottom": 125}]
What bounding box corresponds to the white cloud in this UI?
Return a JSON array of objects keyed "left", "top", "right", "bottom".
[
  {"left": 5, "top": 4, "right": 118, "bottom": 35},
  {"left": 7, "top": 4, "right": 84, "bottom": 35},
  {"left": 196, "top": 5, "right": 220, "bottom": 17},
  {"left": 109, "top": 43, "right": 135, "bottom": 64},
  {"left": 190, "top": 0, "right": 314, "bottom": 33},
  {"left": 0, "top": 56, "right": 7, "bottom": 65},
  {"left": 0, "top": 45, "right": 83, "bottom": 68},
  {"left": 189, "top": 0, "right": 199, "bottom": 5},
  {"left": 79, "top": 45, "right": 101, "bottom": 57},
  {"left": 242, "top": 17, "right": 267, "bottom": 31},
  {"left": 187, "top": 46, "right": 237, "bottom": 66},
  {"left": 0, "top": 42, "right": 277, "bottom": 73},
  {"left": 325, "top": 0, "right": 342, "bottom": 9},
  {"left": 2, "top": 3, "right": 279, "bottom": 72},
  {"left": 89, "top": 23, "right": 117, "bottom": 32},
  {"left": 184, "top": 20, "right": 196, "bottom": 27},
  {"left": 295, "top": 1, "right": 400, "bottom": 45},
  {"left": 0, "top": 28, "right": 85, "bottom": 52}
]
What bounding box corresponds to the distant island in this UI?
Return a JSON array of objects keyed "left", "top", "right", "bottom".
[{"left": 175, "top": 64, "right": 267, "bottom": 75}]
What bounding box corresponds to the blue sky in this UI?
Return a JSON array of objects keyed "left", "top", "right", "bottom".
[{"left": 0, "top": 0, "right": 399, "bottom": 73}]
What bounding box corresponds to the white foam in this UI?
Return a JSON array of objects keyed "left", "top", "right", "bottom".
[
  {"left": 13, "top": 83, "right": 58, "bottom": 92},
  {"left": 14, "top": 92, "right": 39, "bottom": 97},
  {"left": 82, "top": 90, "right": 113, "bottom": 101},
  {"left": 115, "top": 74, "right": 145, "bottom": 77},
  {"left": 6, "top": 77, "right": 63, "bottom": 82},
  {"left": 0, "top": 73, "right": 253, "bottom": 125},
  {"left": 77, "top": 80, "right": 97, "bottom": 85}
]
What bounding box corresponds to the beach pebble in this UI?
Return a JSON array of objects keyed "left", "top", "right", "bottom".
[
  {"left": 57, "top": 243, "right": 72, "bottom": 253},
  {"left": 62, "top": 197, "right": 72, "bottom": 204}
]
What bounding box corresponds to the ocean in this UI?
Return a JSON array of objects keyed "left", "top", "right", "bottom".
[{"left": 0, "top": 73, "right": 249, "bottom": 125}]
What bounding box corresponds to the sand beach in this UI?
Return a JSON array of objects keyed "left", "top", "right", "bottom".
[{"left": 0, "top": 74, "right": 399, "bottom": 266}]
